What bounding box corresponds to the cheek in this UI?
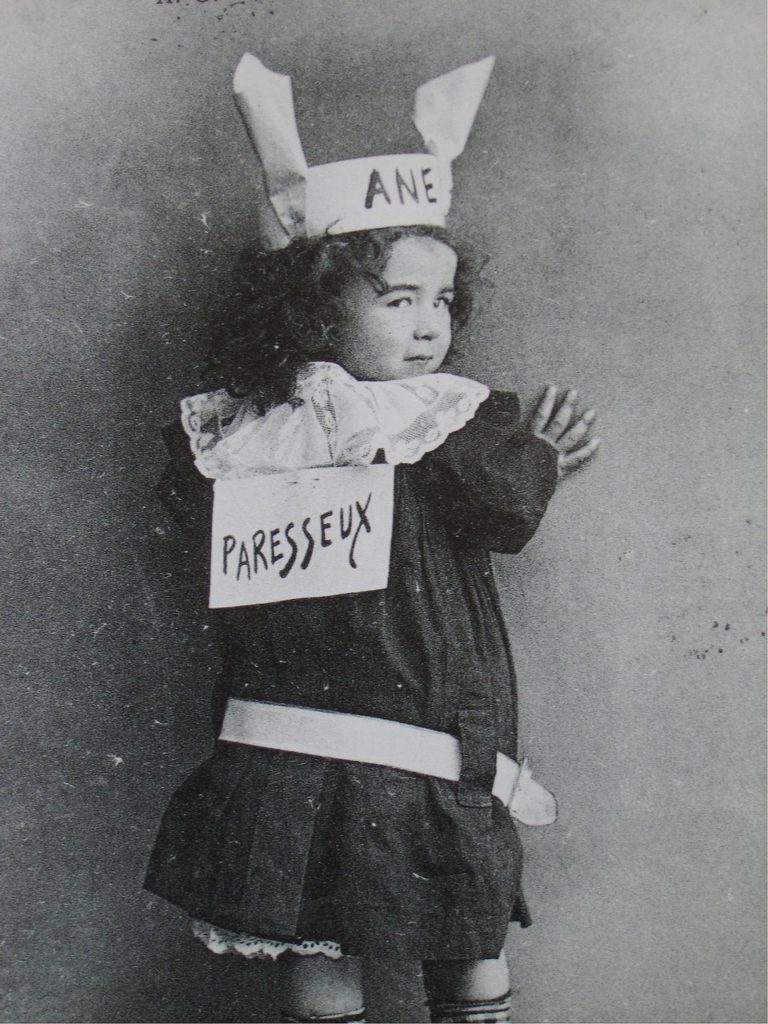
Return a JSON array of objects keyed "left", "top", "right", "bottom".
[
  {"left": 333, "top": 319, "right": 385, "bottom": 377},
  {"left": 358, "top": 313, "right": 398, "bottom": 354},
  {"left": 335, "top": 306, "right": 370, "bottom": 356},
  {"left": 439, "top": 309, "right": 453, "bottom": 342}
]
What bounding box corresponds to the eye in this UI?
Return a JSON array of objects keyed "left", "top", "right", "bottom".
[
  {"left": 386, "top": 295, "right": 412, "bottom": 308},
  {"left": 435, "top": 294, "right": 454, "bottom": 309}
]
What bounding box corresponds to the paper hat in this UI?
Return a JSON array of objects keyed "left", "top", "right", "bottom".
[{"left": 233, "top": 53, "right": 495, "bottom": 249}]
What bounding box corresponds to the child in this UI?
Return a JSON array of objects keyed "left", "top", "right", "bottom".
[{"left": 145, "top": 55, "right": 599, "bottom": 1024}]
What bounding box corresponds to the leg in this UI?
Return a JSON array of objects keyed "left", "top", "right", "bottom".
[
  {"left": 422, "top": 953, "right": 512, "bottom": 1023},
  {"left": 280, "top": 953, "right": 365, "bottom": 1023}
]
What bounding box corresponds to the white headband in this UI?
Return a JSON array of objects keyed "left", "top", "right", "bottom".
[{"left": 233, "top": 53, "right": 495, "bottom": 249}]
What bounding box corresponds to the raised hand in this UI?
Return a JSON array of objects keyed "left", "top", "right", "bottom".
[{"left": 532, "top": 385, "right": 601, "bottom": 478}]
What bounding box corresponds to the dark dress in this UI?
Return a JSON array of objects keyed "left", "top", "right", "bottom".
[{"left": 144, "top": 390, "right": 558, "bottom": 961}]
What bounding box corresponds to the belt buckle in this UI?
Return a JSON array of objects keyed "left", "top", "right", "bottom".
[
  {"left": 507, "top": 756, "right": 530, "bottom": 815},
  {"left": 507, "top": 757, "right": 558, "bottom": 827}
]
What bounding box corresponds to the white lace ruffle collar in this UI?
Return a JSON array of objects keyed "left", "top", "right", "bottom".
[{"left": 180, "top": 361, "right": 489, "bottom": 480}]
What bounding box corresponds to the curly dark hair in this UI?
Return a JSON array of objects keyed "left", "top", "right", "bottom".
[{"left": 203, "top": 225, "right": 482, "bottom": 413}]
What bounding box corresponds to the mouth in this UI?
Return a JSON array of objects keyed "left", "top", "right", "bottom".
[{"left": 404, "top": 355, "right": 434, "bottom": 365}]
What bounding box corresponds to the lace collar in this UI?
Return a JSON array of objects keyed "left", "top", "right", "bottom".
[{"left": 180, "top": 362, "right": 489, "bottom": 480}]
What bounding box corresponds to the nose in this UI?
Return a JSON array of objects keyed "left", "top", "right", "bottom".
[{"left": 413, "top": 307, "right": 441, "bottom": 340}]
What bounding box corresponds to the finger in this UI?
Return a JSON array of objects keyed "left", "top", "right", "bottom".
[
  {"left": 557, "top": 408, "right": 595, "bottom": 448},
  {"left": 548, "top": 388, "right": 578, "bottom": 438},
  {"left": 531, "top": 384, "right": 558, "bottom": 435},
  {"left": 558, "top": 436, "right": 601, "bottom": 473}
]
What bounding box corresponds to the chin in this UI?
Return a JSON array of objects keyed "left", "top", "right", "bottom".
[{"left": 401, "top": 361, "right": 435, "bottom": 377}]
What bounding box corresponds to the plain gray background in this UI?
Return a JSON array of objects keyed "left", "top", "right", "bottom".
[{"left": 1, "top": 1, "right": 765, "bottom": 1021}]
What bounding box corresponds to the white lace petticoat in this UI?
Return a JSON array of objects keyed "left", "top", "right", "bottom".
[{"left": 192, "top": 919, "right": 343, "bottom": 961}]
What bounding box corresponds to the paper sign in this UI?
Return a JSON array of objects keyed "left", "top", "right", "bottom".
[
  {"left": 209, "top": 465, "right": 395, "bottom": 609},
  {"left": 305, "top": 155, "right": 446, "bottom": 237}
]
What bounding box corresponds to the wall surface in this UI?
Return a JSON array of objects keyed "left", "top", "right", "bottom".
[{"left": 1, "top": 2, "right": 764, "bottom": 1021}]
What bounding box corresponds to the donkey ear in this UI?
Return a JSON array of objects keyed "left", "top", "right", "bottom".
[
  {"left": 413, "top": 56, "right": 495, "bottom": 164},
  {"left": 233, "top": 53, "right": 309, "bottom": 242}
]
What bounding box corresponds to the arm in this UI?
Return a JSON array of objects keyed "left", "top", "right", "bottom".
[
  {"left": 419, "top": 385, "right": 600, "bottom": 553},
  {"left": 419, "top": 391, "right": 559, "bottom": 553},
  {"left": 156, "top": 419, "right": 213, "bottom": 543},
  {"left": 156, "top": 420, "right": 223, "bottom": 732}
]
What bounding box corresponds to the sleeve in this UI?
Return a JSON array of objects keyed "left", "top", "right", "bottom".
[
  {"left": 156, "top": 419, "right": 213, "bottom": 542},
  {"left": 418, "top": 390, "right": 559, "bottom": 553},
  {"left": 156, "top": 420, "right": 223, "bottom": 733}
]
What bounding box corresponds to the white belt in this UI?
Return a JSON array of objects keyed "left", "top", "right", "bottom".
[{"left": 219, "top": 698, "right": 557, "bottom": 826}]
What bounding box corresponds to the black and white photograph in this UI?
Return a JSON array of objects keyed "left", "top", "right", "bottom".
[{"left": 1, "top": 2, "right": 765, "bottom": 1021}]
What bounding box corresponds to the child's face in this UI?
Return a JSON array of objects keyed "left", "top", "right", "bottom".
[{"left": 334, "top": 236, "right": 457, "bottom": 381}]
